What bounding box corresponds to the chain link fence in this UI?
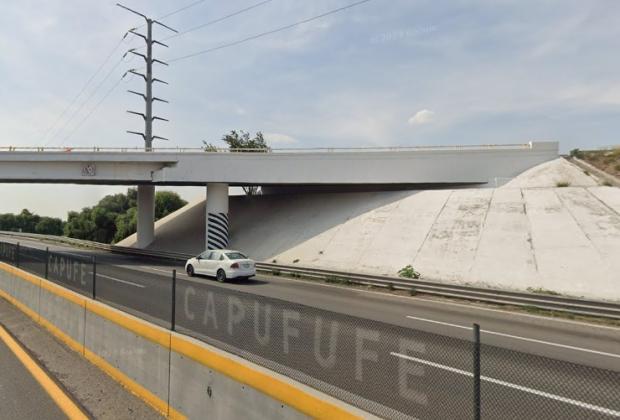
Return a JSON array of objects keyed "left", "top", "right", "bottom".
[{"left": 1, "top": 240, "right": 619, "bottom": 419}]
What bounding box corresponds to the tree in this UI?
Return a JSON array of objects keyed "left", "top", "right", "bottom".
[
  {"left": 222, "top": 130, "right": 269, "bottom": 151},
  {"left": 16, "top": 209, "right": 39, "bottom": 233},
  {"left": 64, "top": 209, "right": 97, "bottom": 240},
  {"left": 113, "top": 207, "right": 137, "bottom": 243},
  {"left": 203, "top": 130, "right": 270, "bottom": 195},
  {"left": 0, "top": 210, "right": 63, "bottom": 235},
  {"left": 155, "top": 191, "right": 187, "bottom": 219},
  {"left": 0, "top": 189, "right": 186, "bottom": 244},
  {"left": 35, "top": 217, "right": 64, "bottom": 235},
  {"left": 64, "top": 188, "right": 187, "bottom": 244}
]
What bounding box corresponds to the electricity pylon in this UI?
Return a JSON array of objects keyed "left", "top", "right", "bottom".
[{"left": 117, "top": 3, "right": 177, "bottom": 151}]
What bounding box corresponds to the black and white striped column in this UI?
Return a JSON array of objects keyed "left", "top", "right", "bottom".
[{"left": 206, "top": 183, "right": 229, "bottom": 250}]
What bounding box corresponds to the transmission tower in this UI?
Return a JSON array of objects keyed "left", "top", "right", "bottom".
[{"left": 117, "top": 3, "right": 177, "bottom": 151}]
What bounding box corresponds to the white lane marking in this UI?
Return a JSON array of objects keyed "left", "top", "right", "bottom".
[
  {"left": 96, "top": 273, "right": 146, "bottom": 288},
  {"left": 139, "top": 266, "right": 190, "bottom": 278},
  {"left": 390, "top": 352, "right": 620, "bottom": 417},
  {"left": 406, "top": 315, "right": 620, "bottom": 360},
  {"left": 267, "top": 274, "right": 620, "bottom": 331}
]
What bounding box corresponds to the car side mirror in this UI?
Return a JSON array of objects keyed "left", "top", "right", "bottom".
[{"left": 196, "top": 256, "right": 202, "bottom": 260}]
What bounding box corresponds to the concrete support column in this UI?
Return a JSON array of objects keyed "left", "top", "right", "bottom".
[
  {"left": 206, "top": 183, "right": 229, "bottom": 250},
  {"left": 137, "top": 185, "right": 155, "bottom": 248}
]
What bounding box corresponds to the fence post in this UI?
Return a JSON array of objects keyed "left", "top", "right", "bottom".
[
  {"left": 92, "top": 256, "right": 97, "bottom": 300},
  {"left": 171, "top": 269, "right": 177, "bottom": 331},
  {"left": 16, "top": 242, "right": 20, "bottom": 268},
  {"left": 473, "top": 323, "right": 481, "bottom": 420},
  {"left": 45, "top": 247, "right": 49, "bottom": 279}
]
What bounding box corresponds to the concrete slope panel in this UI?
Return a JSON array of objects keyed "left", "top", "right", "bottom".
[
  {"left": 588, "top": 186, "right": 620, "bottom": 214},
  {"left": 522, "top": 189, "right": 609, "bottom": 298},
  {"left": 556, "top": 187, "right": 620, "bottom": 283},
  {"left": 412, "top": 189, "right": 493, "bottom": 282},
  {"left": 469, "top": 188, "right": 538, "bottom": 289},
  {"left": 355, "top": 190, "right": 452, "bottom": 274},
  {"left": 501, "top": 158, "right": 597, "bottom": 189}
]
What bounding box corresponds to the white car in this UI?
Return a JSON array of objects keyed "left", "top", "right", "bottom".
[{"left": 185, "top": 250, "right": 256, "bottom": 282}]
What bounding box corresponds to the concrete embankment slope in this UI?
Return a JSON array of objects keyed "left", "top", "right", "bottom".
[{"left": 123, "top": 158, "right": 620, "bottom": 301}]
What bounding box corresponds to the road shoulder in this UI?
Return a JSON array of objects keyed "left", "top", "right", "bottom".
[{"left": 0, "top": 296, "right": 164, "bottom": 420}]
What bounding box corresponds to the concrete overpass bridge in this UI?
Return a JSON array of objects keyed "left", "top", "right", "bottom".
[{"left": 0, "top": 141, "right": 558, "bottom": 249}]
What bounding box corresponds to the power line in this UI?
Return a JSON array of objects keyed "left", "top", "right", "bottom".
[
  {"left": 39, "top": 34, "right": 129, "bottom": 145},
  {"left": 45, "top": 58, "right": 124, "bottom": 146},
  {"left": 131, "top": 0, "right": 274, "bottom": 51},
  {"left": 41, "top": 1, "right": 204, "bottom": 146},
  {"left": 156, "top": 0, "right": 206, "bottom": 20},
  {"left": 165, "top": 0, "right": 273, "bottom": 40},
  {"left": 168, "top": 0, "right": 373, "bottom": 63},
  {"left": 62, "top": 74, "right": 126, "bottom": 144},
  {"left": 134, "top": 0, "right": 207, "bottom": 30}
]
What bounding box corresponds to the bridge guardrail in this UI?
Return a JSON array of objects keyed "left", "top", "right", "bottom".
[
  {"left": 0, "top": 143, "right": 532, "bottom": 153},
  {"left": 1, "top": 231, "right": 619, "bottom": 320}
]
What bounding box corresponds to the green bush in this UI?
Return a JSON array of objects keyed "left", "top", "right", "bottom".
[
  {"left": 326, "top": 276, "right": 352, "bottom": 285},
  {"left": 527, "top": 287, "right": 560, "bottom": 296},
  {"left": 398, "top": 265, "right": 421, "bottom": 279},
  {"left": 569, "top": 148, "right": 583, "bottom": 159}
]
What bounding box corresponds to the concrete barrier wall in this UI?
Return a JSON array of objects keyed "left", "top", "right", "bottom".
[{"left": 0, "top": 262, "right": 370, "bottom": 420}]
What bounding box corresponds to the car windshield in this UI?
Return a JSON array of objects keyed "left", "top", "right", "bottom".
[{"left": 225, "top": 252, "right": 247, "bottom": 260}]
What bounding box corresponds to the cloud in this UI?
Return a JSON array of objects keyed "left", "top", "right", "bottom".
[
  {"left": 264, "top": 132, "right": 298, "bottom": 145},
  {"left": 408, "top": 109, "right": 435, "bottom": 126}
]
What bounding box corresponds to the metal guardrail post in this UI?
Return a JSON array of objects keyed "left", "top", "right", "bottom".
[
  {"left": 473, "top": 323, "right": 481, "bottom": 420},
  {"left": 45, "top": 247, "right": 49, "bottom": 279},
  {"left": 15, "top": 243, "right": 20, "bottom": 268},
  {"left": 92, "top": 256, "right": 97, "bottom": 300},
  {"left": 171, "top": 269, "right": 177, "bottom": 331}
]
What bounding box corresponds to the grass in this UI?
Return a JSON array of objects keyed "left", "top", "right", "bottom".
[
  {"left": 326, "top": 275, "right": 352, "bottom": 285},
  {"left": 577, "top": 147, "right": 620, "bottom": 178},
  {"left": 527, "top": 287, "right": 561, "bottom": 296},
  {"left": 398, "top": 265, "right": 421, "bottom": 279},
  {"left": 555, "top": 181, "right": 571, "bottom": 188},
  {"left": 292, "top": 259, "right": 300, "bottom": 264}
]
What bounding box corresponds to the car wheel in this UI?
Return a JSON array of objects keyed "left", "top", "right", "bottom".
[
  {"left": 187, "top": 265, "right": 195, "bottom": 277},
  {"left": 216, "top": 269, "right": 226, "bottom": 283}
]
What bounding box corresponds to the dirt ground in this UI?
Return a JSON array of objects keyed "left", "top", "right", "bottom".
[{"left": 575, "top": 147, "right": 620, "bottom": 178}]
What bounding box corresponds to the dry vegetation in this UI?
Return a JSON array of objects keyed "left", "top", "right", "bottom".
[{"left": 571, "top": 147, "right": 620, "bottom": 178}]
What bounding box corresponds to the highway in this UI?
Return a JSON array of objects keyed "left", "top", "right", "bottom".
[
  {"left": 2, "top": 234, "right": 619, "bottom": 419},
  {"left": 0, "top": 329, "right": 67, "bottom": 420}
]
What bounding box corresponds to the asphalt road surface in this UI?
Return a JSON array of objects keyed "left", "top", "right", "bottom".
[
  {"left": 0, "top": 331, "right": 66, "bottom": 420},
  {"left": 2, "top": 235, "right": 619, "bottom": 420}
]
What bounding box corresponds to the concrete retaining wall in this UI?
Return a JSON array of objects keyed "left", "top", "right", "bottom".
[{"left": 0, "top": 263, "right": 369, "bottom": 420}]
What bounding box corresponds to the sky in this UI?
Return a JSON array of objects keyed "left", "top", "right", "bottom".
[{"left": 1, "top": 0, "right": 619, "bottom": 218}]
